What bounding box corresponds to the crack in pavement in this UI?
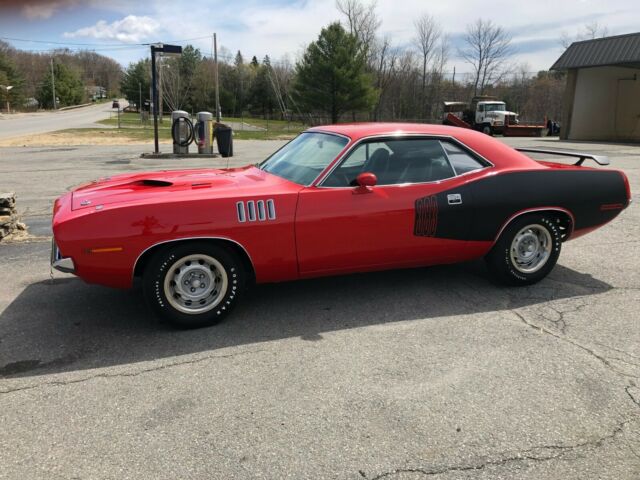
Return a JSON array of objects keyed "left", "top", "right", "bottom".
[
  {"left": 593, "top": 341, "right": 640, "bottom": 361},
  {"left": 510, "top": 310, "right": 639, "bottom": 380},
  {"left": 626, "top": 386, "right": 640, "bottom": 409},
  {"left": 366, "top": 418, "right": 637, "bottom": 479},
  {"left": 532, "top": 300, "right": 590, "bottom": 335},
  {"left": 0, "top": 347, "right": 266, "bottom": 395}
]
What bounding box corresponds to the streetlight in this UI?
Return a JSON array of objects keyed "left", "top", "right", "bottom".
[{"left": 1, "top": 85, "right": 13, "bottom": 113}]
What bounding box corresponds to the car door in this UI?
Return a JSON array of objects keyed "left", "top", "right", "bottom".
[{"left": 294, "top": 136, "right": 487, "bottom": 276}]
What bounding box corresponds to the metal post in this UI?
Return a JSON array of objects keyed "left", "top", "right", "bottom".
[
  {"left": 214, "top": 33, "right": 221, "bottom": 122},
  {"left": 151, "top": 45, "right": 159, "bottom": 154},
  {"left": 117, "top": 106, "right": 121, "bottom": 129},
  {"left": 51, "top": 58, "right": 57, "bottom": 110},
  {"left": 138, "top": 81, "right": 142, "bottom": 124}
]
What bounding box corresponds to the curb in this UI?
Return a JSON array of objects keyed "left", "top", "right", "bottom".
[{"left": 140, "top": 153, "right": 220, "bottom": 159}]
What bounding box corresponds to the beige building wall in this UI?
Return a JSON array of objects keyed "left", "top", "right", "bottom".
[{"left": 569, "top": 66, "right": 640, "bottom": 141}]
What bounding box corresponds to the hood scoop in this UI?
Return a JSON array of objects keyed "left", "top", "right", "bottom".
[{"left": 138, "top": 179, "right": 173, "bottom": 187}]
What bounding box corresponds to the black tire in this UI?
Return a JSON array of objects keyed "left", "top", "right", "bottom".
[
  {"left": 485, "top": 214, "right": 562, "bottom": 286},
  {"left": 482, "top": 124, "right": 493, "bottom": 136},
  {"left": 143, "top": 242, "right": 245, "bottom": 329}
]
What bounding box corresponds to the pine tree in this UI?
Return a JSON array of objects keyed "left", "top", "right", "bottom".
[
  {"left": 120, "top": 59, "right": 151, "bottom": 108},
  {"left": 292, "top": 22, "right": 377, "bottom": 123}
]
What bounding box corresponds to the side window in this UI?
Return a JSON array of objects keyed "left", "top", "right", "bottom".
[
  {"left": 322, "top": 142, "right": 390, "bottom": 187},
  {"left": 323, "top": 138, "right": 456, "bottom": 186},
  {"left": 441, "top": 141, "right": 486, "bottom": 175}
]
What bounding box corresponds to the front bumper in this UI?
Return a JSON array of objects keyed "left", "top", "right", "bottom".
[{"left": 51, "top": 239, "right": 75, "bottom": 274}]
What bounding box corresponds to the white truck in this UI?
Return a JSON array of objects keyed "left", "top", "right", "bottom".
[{"left": 443, "top": 96, "right": 520, "bottom": 135}]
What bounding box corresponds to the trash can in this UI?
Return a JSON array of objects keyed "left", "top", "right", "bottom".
[{"left": 215, "top": 123, "right": 233, "bottom": 158}]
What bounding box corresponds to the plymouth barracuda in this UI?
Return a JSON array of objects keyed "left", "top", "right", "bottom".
[{"left": 51, "top": 123, "right": 631, "bottom": 328}]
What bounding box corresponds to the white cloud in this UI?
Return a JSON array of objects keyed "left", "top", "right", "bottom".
[
  {"left": 64, "top": 15, "right": 160, "bottom": 43},
  {"left": 30, "top": 0, "right": 637, "bottom": 69},
  {"left": 142, "top": 0, "right": 637, "bottom": 71}
]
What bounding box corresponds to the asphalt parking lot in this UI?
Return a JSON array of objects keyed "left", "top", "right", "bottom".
[{"left": 0, "top": 137, "right": 639, "bottom": 479}]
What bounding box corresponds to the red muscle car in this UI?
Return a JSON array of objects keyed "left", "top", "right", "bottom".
[{"left": 51, "top": 123, "right": 631, "bottom": 328}]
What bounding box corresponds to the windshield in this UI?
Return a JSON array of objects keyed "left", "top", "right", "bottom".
[
  {"left": 259, "top": 132, "right": 349, "bottom": 185},
  {"left": 484, "top": 103, "right": 506, "bottom": 112}
]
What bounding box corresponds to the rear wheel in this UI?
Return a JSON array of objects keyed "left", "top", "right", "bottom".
[
  {"left": 143, "top": 242, "right": 245, "bottom": 328},
  {"left": 485, "top": 214, "right": 561, "bottom": 285}
]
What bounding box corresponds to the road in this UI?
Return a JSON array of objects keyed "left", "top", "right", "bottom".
[
  {"left": 0, "top": 138, "right": 638, "bottom": 479},
  {"left": 0, "top": 101, "right": 125, "bottom": 140}
]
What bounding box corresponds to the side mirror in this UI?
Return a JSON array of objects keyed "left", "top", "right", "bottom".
[{"left": 354, "top": 172, "right": 377, "bottom": 194}]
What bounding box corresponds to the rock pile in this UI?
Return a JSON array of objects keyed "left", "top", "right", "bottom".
[{"left": 0, "top": 192, "right": 27, "bottom": 240}]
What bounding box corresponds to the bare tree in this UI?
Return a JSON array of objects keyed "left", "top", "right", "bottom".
[
  {"left": 429, "top": 34, "right": 450, "bottom": 119},
  {"left": 584, "top": 21, "right": 608, "bottom": 39},
  {"left": 413, "top": 13, "right": 441, "bottom": 114},
  {"left": 560, "top": 21, "right": 609, "bottom": 48},
  {"left": 336, "top": 0, "right": 381, "bottom": 58},
  {"left": 459, "top": 19, "right": 512, "bottom": 96},
  {"left": 432, "top": 34, "right": 450, "bottom": 79},
  {"left": 371, "top": 36, "right": 399, "bottom": 119}
]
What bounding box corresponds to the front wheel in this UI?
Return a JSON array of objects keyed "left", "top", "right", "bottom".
[
  {"left": 485, "top": 214, "right": 562, "bottom": 286},
  {"left": 143, "top": 242, "right": 245, "bottom": 328},
  {"left": 481, "top": 124, "right": 493, "bottom": 135}
]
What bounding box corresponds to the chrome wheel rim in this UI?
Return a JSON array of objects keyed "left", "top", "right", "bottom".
[
  {"left": 163, "top": 254, "right": 228, "bottom": 314},
  {"left": 510, "top": 224, "right": 552, "bottom": 274}
]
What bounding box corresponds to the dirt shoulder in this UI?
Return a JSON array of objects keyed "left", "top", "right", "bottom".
[{"left": 0, "top": 129, "right": 172, "bottom": 147}]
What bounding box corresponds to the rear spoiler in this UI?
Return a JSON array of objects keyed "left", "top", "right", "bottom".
[{"left": 516, "top": 148, "right": 610, "bottom": 166}]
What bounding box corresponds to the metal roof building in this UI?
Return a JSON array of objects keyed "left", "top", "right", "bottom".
[{"left": 551, "top": 33, "right": 640, "bottom": 141}]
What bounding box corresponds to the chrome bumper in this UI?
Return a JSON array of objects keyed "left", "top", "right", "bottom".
[{"left": 51, "top": 239, "right": 75, "bottom": 274}]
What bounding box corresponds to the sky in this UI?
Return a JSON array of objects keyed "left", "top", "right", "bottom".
[{"left": 0, "top": 0, "right": 638, "bottom": 74}]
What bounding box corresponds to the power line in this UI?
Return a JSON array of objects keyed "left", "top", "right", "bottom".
[{"left": 0, "top": 35, "right": 214, "bottom": 47}]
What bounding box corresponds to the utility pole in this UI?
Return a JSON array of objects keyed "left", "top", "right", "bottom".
[
  {"left": 51, "top": 58, "right": 57, "bottom": 110},
  {"left": 214, "top": 33, "right": 220, "bottom": 122},
  {"left": 1, "top": 85, "right": 12, "bottom": 113}
]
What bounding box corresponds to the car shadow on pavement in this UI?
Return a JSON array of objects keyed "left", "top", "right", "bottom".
[{"left": 0, "top": 261, "right": 611, "bottom": 379}]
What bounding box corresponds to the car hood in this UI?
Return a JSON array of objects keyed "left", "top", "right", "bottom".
[{"left": 71, "top": 165, "right": 296, "bottom": 211}]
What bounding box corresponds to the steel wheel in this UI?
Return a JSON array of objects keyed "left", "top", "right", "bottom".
[
  {"left": 163, "top": 254, "right": 228, "bottom": 315},
  {"left": 509, "top": 224, "right": 552, "bottom": 274}
]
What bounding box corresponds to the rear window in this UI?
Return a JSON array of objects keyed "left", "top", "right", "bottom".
[{"left": 442, "top": 141, "right": 486, "bottom": 174}]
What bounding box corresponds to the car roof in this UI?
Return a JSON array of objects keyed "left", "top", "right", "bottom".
[
  {"left": 306, "top": 122, "right": 539, "bottom": 170},
  {"left": 307, "top": 122, "right": 467, "bottom": 141}
]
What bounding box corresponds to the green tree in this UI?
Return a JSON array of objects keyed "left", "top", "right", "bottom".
[
  {"left": 293, "top": 22, "right": 376, "bottom": 123},
  {"left": 179, "top": 45, "right": 203, "bottom": 112},
  {"left": 0, "top": 48, "right": 25, "bottom": 110},
  {"left": 120, "top": 59, "right": 151, "bottom": 108},
  {"left": 248, "top": 55, "right": 278, "bottom": 117},
  {"left": 36, "top": 61, "right": 84, "bottom": 109}
]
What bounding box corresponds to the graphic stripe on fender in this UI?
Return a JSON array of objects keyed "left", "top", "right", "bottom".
[{"left": 414, "top": 195, "right": 438, "bottom": 237}]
